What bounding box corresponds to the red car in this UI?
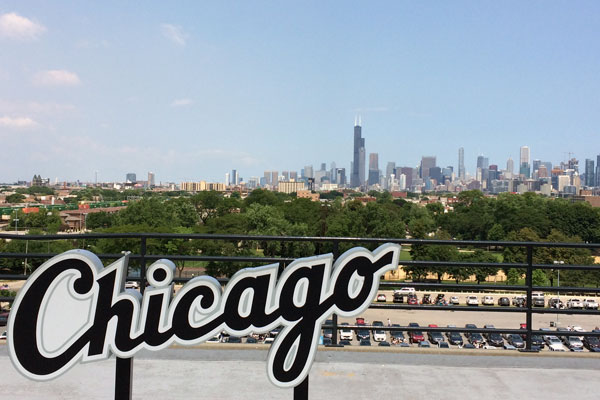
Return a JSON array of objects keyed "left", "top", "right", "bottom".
[
  {"left": 409, "top": 330, "right": 425, "bottom": 343},
  {"left": 408, "top": 295, "right": 419, "bottom": 305}
]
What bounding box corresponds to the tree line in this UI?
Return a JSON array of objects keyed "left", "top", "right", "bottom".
[{"left": 1, "top": 189, "right": 599, "bottom": 286}]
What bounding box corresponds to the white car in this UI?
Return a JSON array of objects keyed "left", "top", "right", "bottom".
[
  {"left": 583, "top": 299, "right": 599, "bottom": 309},
  {"left": 545, "top": 336, "right": 566, "bottom": 351},
  {"left": 466, "top": 296, "right": 479, "bottom": 306},
  {"left": 394, "top": 287, "right": 416, "bottom": 295},
  {"left": 372, "top": 321, "right": 387, "bottom": 342},
  {"left": 482, "top": 296, "right": 494, "bottom": 305},
  {"left": 0, "top": 331, "right": 6, "bottom": 340},
  {"left": 563, "top": 336, "right": 584, "bottom": 351},
  {"left": 567, "top": 299, "right": 583, "bottom": 309},
  {"left": 125, "top": 281, "right": 140, "bottom": 290},
  {"left": 450, "top": 296, "right": 460, "bottom": 305},
  {"left": 339, "top": 323, "right": 353, "bottom": 341}
]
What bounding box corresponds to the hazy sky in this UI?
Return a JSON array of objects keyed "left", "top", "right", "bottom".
[{"left": 1, "top": 1, "right": 599, "bottom": 184}]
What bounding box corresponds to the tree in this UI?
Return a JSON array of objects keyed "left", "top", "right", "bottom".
[{"left": 6, "top": 193, "right": 25, "bottom": 203}]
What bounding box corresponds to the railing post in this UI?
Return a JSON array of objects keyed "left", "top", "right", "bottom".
[
  {"left": 328, "top": 241, "right": 342, "bottom": 347},
  {"left": 525, "top": 244, "right": 533, "bottom": 351},
  {"left": 114, "top": 236, "right": 147, "bottom": 399},
  {"left": 115, "top": 357, "right": 133, "bottom": 400},
  {"left": 294, "top": 376, "right": 309, "bottom": 400}
]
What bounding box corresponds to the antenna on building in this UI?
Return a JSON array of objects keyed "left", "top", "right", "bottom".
[
  {"left": 354, "top": 115, "right": 358, "bottom": 126},
  {"left": 358, "top": 115, "right": 362, "bottom": 126}
]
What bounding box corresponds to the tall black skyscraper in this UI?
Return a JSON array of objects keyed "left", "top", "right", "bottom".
[{"left": 351, "top": 116, "right": 365, "bottom": 187}]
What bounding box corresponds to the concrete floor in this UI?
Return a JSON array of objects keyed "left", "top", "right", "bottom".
[{"left": 2, "top": 344, "right": 599, "bottom": 400}]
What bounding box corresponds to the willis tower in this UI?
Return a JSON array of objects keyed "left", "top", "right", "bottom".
[{"left": 351, "top": 116, "right": 365, "bottom": 188}]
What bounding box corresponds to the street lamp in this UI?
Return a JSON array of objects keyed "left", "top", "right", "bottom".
[{"left": 553, "top": 260, "right": 564, "bottom": 327}]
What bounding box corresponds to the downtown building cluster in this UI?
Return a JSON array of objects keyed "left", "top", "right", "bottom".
[{"left": 202, "top": 119, "right": 600, "bottom": 198}]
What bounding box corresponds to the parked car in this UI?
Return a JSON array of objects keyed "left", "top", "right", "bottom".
[
  {"left": 125, "top": 281, "right": 140, "bottom": 290},
  {"left": 427, "top": 326, "right": 444, "bottom": 345},
  {"left": 377, "top": 294, "right": 387, "bottom": 302},
  {"left": 0, "top": 331, "right": 6, "bottom": 340},
  {"left": 394, "top": 287, "right": 416, "bottom": 295},
  {"left": 322, "top": 319, "right": 333, "bottom": 339},
  {"left": 438, "top": 341, "right": 450, "bottom": 349},
  {"left": 407, "top": 294, "right": 419, "bottom": 305},
  {"left": 563, "top": 336, "right": 584, "bottom": 351},
  {"left": 409, "top": 330, "right": 425, "bottom": 344},
  {"left": 498, "top": 297, "right": 510, "bottom": 306},
  {"left": 512, "top": 295, "right": 526, "bottom": 307},
  {"left": 393, "top": 292, "right": 404, "bottom": 303},
  {"left": 359, "top": 339, "right": 372, "bottom": 346},
  {"left": 372, "top": 321, "right": 387, "bottom": 342},
  {"left": 532, "top": 292, "right": 545, "bottom": 307},
  {"left": 378, "top": 341, "right": 391, "bottom": 347},
  {"left": 421, "top": 294, "right": 432, "bottom": 305},
  {"left": 483, "top": 325, "right": 504, "bottom": 347},
  {"left": 464, "top": 323, "right": 477, "bottom": 338},
  {"left": 418, "top": 340, "right": 431, "bottom": 348},
  {"left": 548, "top": 298, "right": 565, "bottom": 309},
  {"left": 339, "top": 323, "right": 353, "bottom": 341},
  {"left": 466, "top": 296, "right": 479, "bottom": 306},
  {"left": 0, "top": 311, "right": 8, "bottom": 327},
  {"left": 450, "top": 296, "right": 460, "bottom": 305},
  {"left": 567, "top": 298, "right": 584, "bottom": 309},
  {"left": 390, "top": 325, "right": 406, "bottom": 344},
  {"left": 507, "top": 334, "right": 525, "bottom": 348},
  {"left": 356, "top": 326, "right": 371, "bottom": 341},
  {"left": 482, "top": 296, "right": 494, "bottom": 306},
  {"left": 583, "top": 299, "right": 599, "bottom": 310},
  {"left": 446, "top": 332, "right": 464, "bottom": 346},
  {"left": 545, "top": 336, "right": 566, "bottom": 351},
  {"left": 583, "top": 336, "right": 600, "bottom": 351}
]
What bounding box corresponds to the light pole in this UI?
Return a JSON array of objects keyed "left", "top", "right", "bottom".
[
  {"left": 13, "top": 209, "right": 19, "bottom": 233},
  {"left": 554, "top": 260, "right": 564, "bottom": 327}
]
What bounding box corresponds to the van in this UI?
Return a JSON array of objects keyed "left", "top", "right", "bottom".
[{"left": 394, "top": 287, "right": 416, "bottom": 295}]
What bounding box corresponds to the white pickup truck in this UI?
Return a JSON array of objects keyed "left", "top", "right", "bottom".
[
  {"left": 583, "top": 299, "right": 599, "bottom": 309},
  {"left": 567, "top": 299, "right": 584, "bottom": 309}
]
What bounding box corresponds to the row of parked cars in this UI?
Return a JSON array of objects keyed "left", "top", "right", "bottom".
[
  {"left": 389, "top": 288, "right": 600, "bottom": 309},
  {"left": 330, "top": 319, "right": 600, "bottom": 352}
]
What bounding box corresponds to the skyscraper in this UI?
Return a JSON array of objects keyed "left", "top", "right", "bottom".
[
  {"left": 148, "top": 172, "right": 155, "bottom": 188},
  {"left": 520, "top": 146, "right": 530, "bottom": 178},
  {"left": 126, "top": 173, "right": 136, "bottom": 183},
  {"left": 506, "top": 157, "right": 514, "bottom": 174},
  {"left": 271, "top": 171, "right": 279, "bottom": 187},
  {"left": 596, "top": 155, "right": 600, "bottom": 187},
  {"left": 420, "top": 156, "right": 436, "bottom": 179},
  {"left": 585, "top": 159, "right": 595, "bottom": 187},
  {"left": 351, "top": 117, "right": 365, "bottom": 188},
  {"left": 458, "top": 147, "right": 465, "bottom": 180},
  {"left": 368, "top": 153, "right": 379, "bottom": 185}
]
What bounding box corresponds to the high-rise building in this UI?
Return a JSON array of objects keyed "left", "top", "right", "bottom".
[
  {"left": 271, "top": 171, "right": 279, "bottom": 187},
  {"left": 585, "top": 159, "right": 595, "bottom": 187},
  {"left": 225, "top": 172, "right": 230, "bottom": 186},
  {"left": 506, "top": 157, "right": 514, "bottom": 174},
  {"left": 231, "top": 169, "right": 239, "bottom": 185},
  {"left": 596, "top": 155, "right": 600, "bottom": 187},
  {"left": 351, "top": 117, "right": 365, "bottom": 187},
  {"left": 420, "top": 156, "right": 436, "bottom": 179},
  {"left": 386, "top": 162, "right": 396, "bottom": 179},
  {"left": 126, "top": 173, "right": 136, "bottom": 183},
  {"left": 303, "top": 165, "right": 313, "bottom": 179},
  {"left": 330, "top": 162, "right": 337, "bottom": 183},
  {"left": 263, "top": 171, "right": 271, "bottom": 186},
  {"left": 520, "top": 146, "right": 530, "bottom": 178},
  {"left": 368, "top": 153, "right": 379, "bottom": 185},
  {"left": 282, "top": 171, "right": 289, "bottom": 181},
  {"left": 429, "top": 167, "right": 442, "bottom": 184},
  {"left": 148, "top": 172, "right": 155, "bottom": 188},
  {"left": 458, "top": 147, "right": 465, "bottom": 181},
  {"left": 476, "top": 155, "right": 489, "bottom": 170},
  {"left": 335, "top": 168, "right": 346, "bottom": 186},
  {"left": 398, "top": 167, "right": 414, "bottom": 189},
  {"left": 290, "top": 171, "right": 298, "bottom": 181}
]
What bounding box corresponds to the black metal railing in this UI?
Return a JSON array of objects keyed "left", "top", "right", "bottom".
[{"left": 1, "top": 232, "right": 600, "bottom": 400}]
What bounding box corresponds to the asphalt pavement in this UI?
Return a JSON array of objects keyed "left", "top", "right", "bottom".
[{"left": 1, "top": 344, "right": 599, "bottom": 400}]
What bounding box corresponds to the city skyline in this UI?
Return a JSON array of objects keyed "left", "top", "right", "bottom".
[{"left": 1, "top": 2, "right": 599, "bottom": 183}]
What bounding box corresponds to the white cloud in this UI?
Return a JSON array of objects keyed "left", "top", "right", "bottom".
[
  {"left": 171, "top": 98, "right": 193, "bottom": 107},
  {"left": 0, "top": 116, "right": 39, "bottom": 129},
  {"left": 32, "top": 70, "right": 81, "bottom": 86},
  {"left": 160, "top": 23, "right": 188, "bottom": 46},
  {"left": 0, "top": 12, "right": 46, "bottom": 40}
]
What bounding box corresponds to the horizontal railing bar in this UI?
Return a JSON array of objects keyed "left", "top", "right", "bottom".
[
  {"left": 398, "top": 260, "right": 528, "bottom": 268},
  {"left": 322, "top": 325, "right": 600, "bottom": 336},
  {"left": 1, "top": 232, "right": 599, "bottom": 249},
  {"left": 368, "top": 304, "right": 600, "bottom": 315},
  {"left": 379, "top": 282, "right": 528, "bottom": 291}
]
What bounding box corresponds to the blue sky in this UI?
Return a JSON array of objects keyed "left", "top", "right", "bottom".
[{"left": 1, "top": 1, "right": 599, "bottom": 184}]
